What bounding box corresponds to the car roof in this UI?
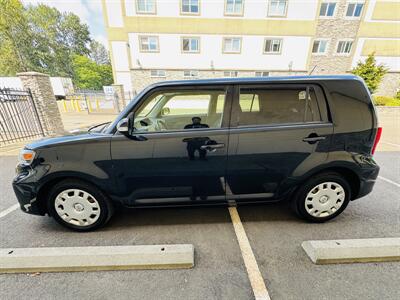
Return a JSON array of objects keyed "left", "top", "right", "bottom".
[{"left": 146, "top": 75, "right": 362, "bottom": 89}]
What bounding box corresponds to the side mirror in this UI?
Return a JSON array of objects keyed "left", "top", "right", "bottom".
[
  {"left": 161, "top": 107, "right": 170, "bottom": 116},
  {"left": 116, "top": 118, "right": 129, "bottom": 134}
]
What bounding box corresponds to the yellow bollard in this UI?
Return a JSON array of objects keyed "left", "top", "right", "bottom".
[
  {"left": 96, "top": 99, "right": 100, "bottom": 110},
  {"left": 76, "top": 100, "right": 81, "bottom": 112},
  {"left": 62, "top": 100, "right": 67, "bottom": 112},
  {"left": 87, "top": 99, "right": 93, "bottom": 113}
]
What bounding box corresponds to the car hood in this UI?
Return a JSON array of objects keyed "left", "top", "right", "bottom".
[{"left": 26, "top": 132, "right": 110, "bottom": 150}]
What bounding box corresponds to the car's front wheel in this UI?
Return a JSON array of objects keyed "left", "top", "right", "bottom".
[
  {"left": 292, "top": 172, "right": 351, "bottom": 222},
  {"left": 47, "top": 179, "right": 113, "bottom": 231}
]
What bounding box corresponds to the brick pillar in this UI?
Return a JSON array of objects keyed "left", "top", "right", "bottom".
[
  {"left": 17, "top": 72, "right": 65, "bottom": 135},
  {"left": 112, "top": 84, "right": 126, "bottom": 112}
]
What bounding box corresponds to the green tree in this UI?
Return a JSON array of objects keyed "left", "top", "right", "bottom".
[
  {"left": 0, "top": 1, "right": 91, "bottom": 77},
  {"left": 0, "top": 0, "right": 34, "bottom": 74},
  {"left": 90, "top": 40, "right": 110, "bottom": 65},
  {"left": 351, "top": 53, "right": 388, "bottom": 94},
  {"left": 25, "top": 4, "right": 91, "bottom": 77},
  {"left": 72, "top": 55, "right": 113, "bottom": 90}
]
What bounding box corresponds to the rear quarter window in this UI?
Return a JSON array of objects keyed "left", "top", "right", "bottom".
[{"left": 237, "top": 86, "right": 324, "bottom": 126}]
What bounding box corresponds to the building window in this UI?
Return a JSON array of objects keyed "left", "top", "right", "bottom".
[
  {"left": 319, "top": 2, "right": 336, "bottom": 17},
  {"left": 225, "top": 0, "right": 244, "bottom": 15},
  {"left": 336, "top": 40, "right": 353, "bottom": 54},
  {"left": 139, "top": 36, "right": 159, "bottom": 52},
  {"left": 182, "top": 37, "right": 200, "bottom": 53},
  {"left": 268, "top": 0, "right": 288, "bottom": 17},
  {"left": 184, "top": 70, "right": 199, "bottom": 78},
  {"left": 255, "top": 71, "right": 270, "bottom": 77},
  {"left": 150, "top": 70, "right": 166, "bottom": 77},
  {"left": 223, "top": 37, "right": 241, "bottom": 53},
  {"left": 181, "top": 0, "right": 199, "bottom": 14},
  {"left": 345, "top": 2, "right": 363, "bottom": 18},
  {"left": 312, "top": 40, "right": 328, "bottom": 54},
  {"left": 264, "top": 38, "right": 282, "bottom": 54},
  {"left": 224, "top": 71, "right": 239, "bottom": 77},
  {"left": 136, "top": 0, "right": 156, "bottom": 14}
]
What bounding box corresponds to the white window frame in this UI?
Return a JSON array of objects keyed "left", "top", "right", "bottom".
[
  {"left": 136, "top": 0, "right": 156, "bottom": 14},
  {"left": 312, "top": 39, "right": 329, "bottom": 55},
  {"left": 150, "top": 70, "right": 166, "bottom": 78},
  {"left": 181, "top": 37, "right": 200, "bottom": 53},
  {"left": 183, "top": 70, "right": 199, "bottom": 78},
  {"left": 335, "top": 39, "right": 353, "bottom": 56},
  {"left": 255, "top": 71, "right": 270, "bottom": 77},
  {"left": 263, "top": 38, "right": 283, "bottom": 54},
  {"left": 267, "top": 0, "right": 288, "bottom": 17},
  {"left": 319, "top": 1, "right": 337, "bottom": 18},
  {"left": 139, "top": 36, "right": 159, "bottom": 52},
  {"left": 224, "top": 0, "right": 244, "bottom": 16},
  {"left": 181, "top": 0, "right": 200, "bottom": 15},
  {"left": 223, "top": 71, "right": 239, "bottom": 77},
  {"left": 345, "top": 2, "right": 364, "bottom": 19},
  {"left": 222, "top": 37, "right": 242, "bottom": 54}
]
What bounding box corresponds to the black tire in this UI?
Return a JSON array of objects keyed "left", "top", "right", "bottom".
[
  {"left": 291, "top": 172, "right": 351, "bottom": 223},
  {"left": 47, "top": 179, "right": 114, "bottom": 231}
]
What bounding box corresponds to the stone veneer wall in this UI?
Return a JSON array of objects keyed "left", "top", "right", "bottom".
[
  {"left": 17, "top": 72, "right": 64, "bottom": 135},
  {"left": 309, "top": 0, "right": 362, "bottom": 74},
  {"left": 375, "top": 73, "right": 400, "bottom": 97},
  {"left": 131, "top": 70, "right": 307, "bottom": 94}
]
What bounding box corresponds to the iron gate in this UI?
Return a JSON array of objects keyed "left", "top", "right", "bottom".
[{"left": 0, "top": 88, "right": 44, "bottom": 145}]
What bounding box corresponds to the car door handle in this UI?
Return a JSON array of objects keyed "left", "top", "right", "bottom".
[
  {"left": 200, "top": 143, "right": 225, "bottom": 151},
  {"left": 302, "top": 135, "right": 326, "bottom": 144}
]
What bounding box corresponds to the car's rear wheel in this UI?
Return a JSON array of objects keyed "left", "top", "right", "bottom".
[
  {"left": 47, "top": 179, "right": 113, "bottom": 231},
  {"left": 291, "top": 172, "right": 351, "bottom": 222}
]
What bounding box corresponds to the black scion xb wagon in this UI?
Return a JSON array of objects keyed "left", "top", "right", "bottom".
[{"left": 13, "top": 75, "right": 381, "bottom": 231}]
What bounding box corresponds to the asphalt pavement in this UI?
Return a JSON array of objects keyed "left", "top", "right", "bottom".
[{"left": 0, "top": 150, "right": 399, "bottom": 300}]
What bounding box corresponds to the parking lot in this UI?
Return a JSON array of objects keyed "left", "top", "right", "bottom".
[{"left": 0, "top": 110, "right": 399, "bottom": 300}]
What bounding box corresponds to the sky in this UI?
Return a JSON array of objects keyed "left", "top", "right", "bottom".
[{"left": 21, "top": 0, "right": 108, "bottom": 49}]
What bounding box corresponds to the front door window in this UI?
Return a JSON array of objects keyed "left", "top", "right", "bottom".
[{"left": 134, "top": 89, "right": 227, "bottom": 132}]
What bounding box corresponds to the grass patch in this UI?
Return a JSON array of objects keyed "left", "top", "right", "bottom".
[{"left": 373, "top": 96, "right": 400, "bottom": 106}]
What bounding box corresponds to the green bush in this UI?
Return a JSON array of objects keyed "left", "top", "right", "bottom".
[{"left": 373, "top": 96, "right": 400, "bottom": 106}]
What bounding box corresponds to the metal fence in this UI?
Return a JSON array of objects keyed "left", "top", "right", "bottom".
[
  {"left": 59, "top": 90, "right": 135, "bottom": 114},
  {"left": 0, "top": 88, "right": 44, "bottom": 145},
  {"left": 62, "top": 90, "right": 118, "bottom": 114}
]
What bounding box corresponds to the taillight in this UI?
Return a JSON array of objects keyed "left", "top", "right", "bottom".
[{"left": 371, "top": 127, "right": 382, "bottom": 155}]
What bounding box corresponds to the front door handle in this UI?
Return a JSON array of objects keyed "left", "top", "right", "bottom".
[
  {"left": 200, "top": 143, "right": 225, "bottom": 152},
  {"left": 303, "top": 134, "right": 326, "bottom": 144}
]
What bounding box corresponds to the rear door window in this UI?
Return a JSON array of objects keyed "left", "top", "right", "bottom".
[{"left": 236, "top": 86, "right": 323, "bottom": 126}]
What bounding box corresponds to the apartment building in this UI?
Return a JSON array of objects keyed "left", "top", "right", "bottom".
[{"left": 102, "top": 0, "right": 399, "bottom": 95}]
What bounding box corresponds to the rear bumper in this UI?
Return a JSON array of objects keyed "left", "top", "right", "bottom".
[{"left": 353, "top": 163, "right": 380, "bottom": 200}]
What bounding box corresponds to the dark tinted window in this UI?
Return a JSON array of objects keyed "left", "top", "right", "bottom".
[{"left": 237, "top": 87, "right": 322, "bottom": 126}]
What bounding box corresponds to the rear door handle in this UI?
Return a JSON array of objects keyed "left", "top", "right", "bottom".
[{"left": 303, "top": 135, "right": 326, "bottom": 144}]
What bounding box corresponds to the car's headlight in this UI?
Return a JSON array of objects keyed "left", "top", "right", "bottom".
[{"left": 18, "top": 149, "right": 36, "bottom": 165}]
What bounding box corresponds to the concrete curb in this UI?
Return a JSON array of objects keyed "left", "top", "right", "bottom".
[
  {"left": 0, "top": 244, "right": 194, "bottom": 273},
  {"left": 302, "top": 238, "right": 400, "bottom": 265}
]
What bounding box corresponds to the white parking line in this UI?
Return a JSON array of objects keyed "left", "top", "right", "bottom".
[
  {"left": 228, "top": 207, "right": 271, "bottom": 300},
  {"left": 381, "top": 141, "right": 400, "bottom": 148},
  {"left": 0, "top": 204, "right": 19, "bottom": 219},
  {"left": 378, "top": 176, "right": 400, "bottom": 188}
]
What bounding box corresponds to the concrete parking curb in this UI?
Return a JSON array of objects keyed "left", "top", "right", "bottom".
[
  {"left": 302, "top": 238, "right": 400, "bottom": 265},
  {"left": 0, "top": 244, "right": 194, "bottom": 273}
]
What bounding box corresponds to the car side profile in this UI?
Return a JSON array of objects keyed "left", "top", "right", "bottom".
[{"left": 13, "top": 75, "right": 381, "bottom": 231}]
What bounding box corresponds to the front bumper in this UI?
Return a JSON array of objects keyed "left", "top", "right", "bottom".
[{"left": 12, "top": 166, "right": 45, "bottom": 215}]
